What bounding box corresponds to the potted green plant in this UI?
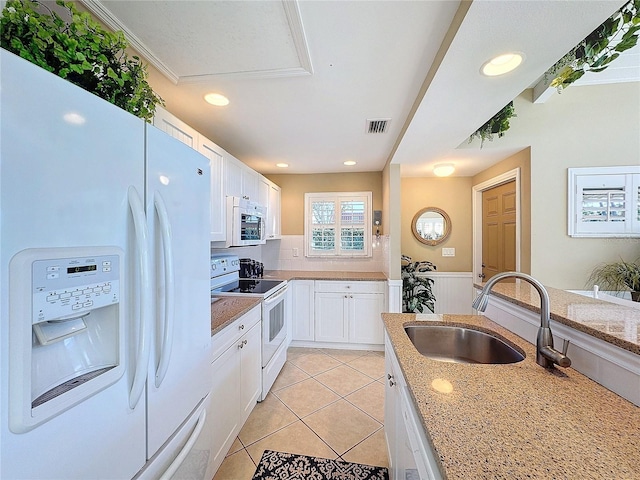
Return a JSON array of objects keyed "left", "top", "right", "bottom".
[
  {"left": 588, "top": 258, "right": 640, "bottom": 302},
  {"left": 401, "top": 258, "right": 437, "bottom": 313},
  {"left": 0, "top": 0, "right": 162, "bottom": 121}
]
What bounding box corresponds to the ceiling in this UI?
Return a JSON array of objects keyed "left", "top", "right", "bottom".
[{"left": 81, "top": 0, "right": 637, "bottom": 177}]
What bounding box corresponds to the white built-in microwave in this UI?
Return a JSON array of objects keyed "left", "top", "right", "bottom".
[{"left": 226, "top": 196, "right": 266, "bottom": 247}]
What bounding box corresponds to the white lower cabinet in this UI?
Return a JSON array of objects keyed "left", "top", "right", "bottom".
[
  {"left": 209, "top": 305, "right": 261, "bottom": 476},
  {"left": 313, "top": 281, "right": 386, "bottom": 346},
  {"left": 385, "top": 332, "right": 443, "bottom": 480},
  {"left": 291, "top": 280, "right": 315, "bottom": 342}
]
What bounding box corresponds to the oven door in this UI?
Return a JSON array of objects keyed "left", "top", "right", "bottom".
[{"left": 261, "top": 285, "right": 288, "bottom": 368}]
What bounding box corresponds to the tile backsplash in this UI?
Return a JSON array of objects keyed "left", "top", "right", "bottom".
[
  {"left": 211, "top": 235, "right": 388, "bottom": 272},
  {"left": 261, "top": 235, "right": 387, "bottom": 272}
]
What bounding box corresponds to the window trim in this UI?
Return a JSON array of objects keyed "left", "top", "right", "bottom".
[
  {"left": 568, "top": 165, "right": 640, "bottom": 238},
  {"left": 304, "top": 191, "right": 372, "bottom": 257}
]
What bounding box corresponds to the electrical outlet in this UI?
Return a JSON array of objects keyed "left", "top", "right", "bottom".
[
  {"left": 292, "top": 247, "right": 299, "bottom": 257},
  {"left": 442, "top": 247, "right": 455, "bottom": 257}
]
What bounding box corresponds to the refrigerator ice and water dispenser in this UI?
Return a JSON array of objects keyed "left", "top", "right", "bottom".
[{"left": 8, "top": 247, "right": 125, "bottom": 433}]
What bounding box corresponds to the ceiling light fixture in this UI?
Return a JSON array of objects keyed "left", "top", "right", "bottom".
[
  {"left": 344, "top": 160, "right": 357, "bottom": 166},
  {"left": 204, "top": 93, "right": 230, "bottom": 106},
  {"left": 481, "top": 53, "right": 524, "bottom": 76},
  {"left": 276, "top": 163, "right": 289, "bottom": 168},
  {"left": 433, "top": 163, "right": 455, "bottom": 177}
]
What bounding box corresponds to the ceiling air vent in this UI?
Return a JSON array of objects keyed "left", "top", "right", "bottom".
[{"left": 366, "top": 118, "right": 390, "bottom": 134}]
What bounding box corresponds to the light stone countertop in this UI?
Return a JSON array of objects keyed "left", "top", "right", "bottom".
[
  {"left": 210, "top": 296, "right": 261, "bottom": 336},
  {"left": 476, "top": 282, "right": 640, "bottom": 355},
  {"left": 263, "top": 269, "right": 387, "bottom": 281},
  {"left": 383, "top": 313, "right": 640, "bottom": 479}
]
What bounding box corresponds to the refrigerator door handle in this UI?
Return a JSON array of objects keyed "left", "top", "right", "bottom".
[
  {"left": 158, "top": 407, "right": 207, "bottom": 480},
  {"left": 154, "top": 192, "right": 175, "bottom": 388},
  {"left": 128, "top": 186, "right": 152, "bottom": 409}
]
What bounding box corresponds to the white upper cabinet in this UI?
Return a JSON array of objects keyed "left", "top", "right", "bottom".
[
  {"left": 197, "top": 137, "right": 226, "bottom": 242},
  {"left": 261, "top": 178, "right": 281, "bottom": 240},
  {"left": 268, "top": 181, "right": 282, "bottom": 239},
  {"left": 224, "top": 155, "right": 243, "bottom": 199},
  {"left": 153, "top": 106, "right": 199, "bottom": 149},
  {"left": 152, "top": 107, "right": 282, "bottom": 240},
  {"left": 224, "top": 154, "right": 261, "bottom": 203}
]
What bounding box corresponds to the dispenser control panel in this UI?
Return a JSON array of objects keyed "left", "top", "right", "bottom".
[{"left": 32, "top": 254, "right": 120, "bottom": 323}]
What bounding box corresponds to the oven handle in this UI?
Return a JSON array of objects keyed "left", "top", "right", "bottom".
[{"left": 263, "top": 284, "right": 288, "bottom": 307}]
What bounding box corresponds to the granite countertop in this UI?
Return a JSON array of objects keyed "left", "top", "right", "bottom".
[
  {"left": 476, "top": 282, "right": 640, "bottom": 355},
  {"left": 263, "top": 269, "right": 387, "bottom": 281},
  {"left": 210, "top": 296, "right": 261, "bottom": 336},
  {"left": 383, "top": 313, "right": 640, "bottom": 479}
]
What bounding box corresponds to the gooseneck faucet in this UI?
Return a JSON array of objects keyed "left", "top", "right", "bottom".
[{"left": 472, "top": 272, "right": 571, "bottom": 369}]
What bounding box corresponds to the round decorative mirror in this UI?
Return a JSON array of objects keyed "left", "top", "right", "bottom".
[{"left": 411, "top": 207, "right": 451, "bottom": 246}]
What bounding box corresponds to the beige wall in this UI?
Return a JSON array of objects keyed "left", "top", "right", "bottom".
[
  {"left": 463, "top": 83, "right": 640, "bottom": 289},
  {"left": 401, "top": 176, "right": 473, "bottom": 271},
  {"left": 264, "top": 172, "right": 383, "bottom": 236},
  {"left": 472, "top": 148, "right": 532, "bottom": 275}
]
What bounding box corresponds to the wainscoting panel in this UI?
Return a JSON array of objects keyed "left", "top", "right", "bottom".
[{"left": 417, "top": 272, "right": 474, "bottom": 315}]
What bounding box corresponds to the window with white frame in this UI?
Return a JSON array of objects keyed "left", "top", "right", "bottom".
[
  {"left": 568, "top": 166, "right": 640, "bottom": 237},
  {"left": 304, "top": 192, "right": 372, "bottom": 257}
]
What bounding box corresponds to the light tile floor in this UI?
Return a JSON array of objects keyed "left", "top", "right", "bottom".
[{"left": 213, "top": 347, "right": 388, "bottom": 480}]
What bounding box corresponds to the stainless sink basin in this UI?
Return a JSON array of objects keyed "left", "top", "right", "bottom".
[{"left": 404, "top": 325, "right": 525, "bottom": 364}]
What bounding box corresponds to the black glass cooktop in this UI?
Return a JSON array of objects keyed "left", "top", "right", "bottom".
[{"left": 221, "top": 278, "right": 284, "bottom": 295}]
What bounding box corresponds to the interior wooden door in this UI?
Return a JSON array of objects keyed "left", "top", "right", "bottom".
[{"left": 482, "top": 180, "right": 516, "bottom": 281}]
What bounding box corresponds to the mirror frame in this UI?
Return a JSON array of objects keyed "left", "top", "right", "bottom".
[{"left": 411, "top": 207, "right": 452, "bottom": 246}]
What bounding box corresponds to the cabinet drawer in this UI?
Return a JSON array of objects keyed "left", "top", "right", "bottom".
[
  {"left": 211, "top": 305, "right": 261, "bottom": 362},
  {"left": 315, "top": 280, "right": 386, "bottom": 294}
]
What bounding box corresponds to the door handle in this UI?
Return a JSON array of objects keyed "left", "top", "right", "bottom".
[
  {"left": 154, "top": 192, "right": 175, "bottom": 388},
  {"left": 127, "top": 186, "right": 152, "bottom": 410}
]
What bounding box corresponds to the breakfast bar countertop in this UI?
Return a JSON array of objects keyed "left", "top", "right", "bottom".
[
  {"left": 383, "top": 313, "right": 640, "bottom": 480},
  {"left": 475, "top": 282, "right": 640, "bottom": 355},
  {"left": 263, "top": 269, "right": 387, "bottom": 281},
  {"left": 210, "top": 296, "right": 261, "bottom": 337}
]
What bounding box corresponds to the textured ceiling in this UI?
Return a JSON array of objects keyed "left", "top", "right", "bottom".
[{"left": 82, "top": 0, "right": 637, "bottom": 177}]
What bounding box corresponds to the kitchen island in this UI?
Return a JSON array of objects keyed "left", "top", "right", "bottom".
[
  {"left": 475, "top": 282, "right": 639, "bottom": 355},
  {"left": 383, "top": 312, "right": 640, "bottom": 479}
]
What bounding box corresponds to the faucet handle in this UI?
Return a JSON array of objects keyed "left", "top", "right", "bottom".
[{"left": 562, "top": 338, "right": 570, "bottom": 356}]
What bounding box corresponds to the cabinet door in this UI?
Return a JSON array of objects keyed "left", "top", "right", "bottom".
[
  {"left": 198, "top": 138, "right": 226, "bottom": 241},
  {"left": 315, "top": 292, "right": 348, "bottom": 343},
  {"left": 268, "top": 182, "right": 281, "bottom": 239},
  {"left": 225, "top": 156, "right": 243, "bottom": 199},
  {"left": 259, "top": 178, "right": 270, "bottom": 209},
  {"left": 152, "top": 106, "right": 199, "bottom": 148},
  {"left": 291, "top": 280, "right": 314, "bottom": 341},
  {"left": 384, "top": 348, "right": 398, "bottom": 479},
  {"left": 349, "top": 293, "right": 385, "bottom": 344},
  {"left": 240, "top": 321, "right": 262, "bottom": 422},
  {"left": 209, "top": 343, "right": 241, "bottom": 473},
  {"left": 241, "top": 167, "right": 260, "bottom": 202}
]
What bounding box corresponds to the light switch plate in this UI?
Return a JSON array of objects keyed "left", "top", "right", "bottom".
[
  {"left": 292, "top": 247, "right": 299, "bottom": 257},
  {"left": 442, "top": 247, "right": 455, "bottom": 257}
]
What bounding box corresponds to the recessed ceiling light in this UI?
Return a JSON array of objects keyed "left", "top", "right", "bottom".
[
  {"left": 433, "top": 163, "right": 455, "bottom": 177},
  {"left": 344, "top": 160, "right": 357, "bottom": 166},
  {"left": 276, "top": 163, "right": 289, "bottom": 168},
  {"left": 481, "top": 53, "right": 524, "bottom": 76},
  {"left": 204, "top": 93, "right": 230, "bottom": 106}
]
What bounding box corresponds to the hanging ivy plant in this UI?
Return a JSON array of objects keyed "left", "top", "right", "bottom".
[
  {"left": 469, "top": 101, "right": 516, "bottom": 147},
  {"left": 0, "top": 0, "right": 163, "bottom": 121},
  {"left": 547, "top": 0, "right": 640, "bottom": 91}
]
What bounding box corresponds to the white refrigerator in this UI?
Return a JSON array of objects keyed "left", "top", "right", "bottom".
[{"left": 0, "top": 49, "right": 213, "bottom": 479}]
